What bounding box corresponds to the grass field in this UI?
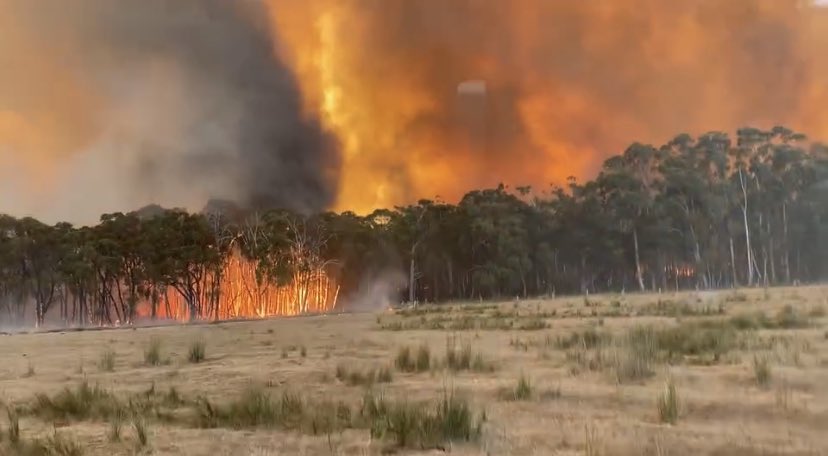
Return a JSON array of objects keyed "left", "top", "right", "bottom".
[{"left": 0, "top": 286, "right": 827, "bottom": 455}]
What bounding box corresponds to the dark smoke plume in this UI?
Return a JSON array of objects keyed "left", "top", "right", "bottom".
[{"left": 0, "top": 0, "right": 339, "bottom": 223}]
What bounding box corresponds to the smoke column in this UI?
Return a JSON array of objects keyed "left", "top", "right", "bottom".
[
  {"left": 4, "top": 0, "right": 828, "bottom": 222},
  {"left": 267, "top": 0, "right": 828, "bottom": 212},
  {"left": 0, "top": 0, "right": 339, "bottom": 224}
]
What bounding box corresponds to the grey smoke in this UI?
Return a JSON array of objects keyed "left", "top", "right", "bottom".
[{"left": 2, "top": 0, "right": 339, "bottom": 223}]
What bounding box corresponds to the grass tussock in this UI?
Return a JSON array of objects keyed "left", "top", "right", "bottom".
[
  {"left": 362, "top": 389, "right": 482, "bottom": 449},
  {"left": 134, "top": 419, "right": 149, "bottom": 447},
  {"left": 729, "top": 306, "right": 811, "bottom": 330},
  {"left": 23, "top": 362, "right": 35, "bottom": 379},
  {"left": 444, "top": 337, "right": 496, "bottom": 372},
  {"left": 395, "top": 345, "right": 431, "bottom": 373},
  {"left": 196, "top": 387, "right": 352, "bottom": 434},
  {"left": 642, "top": 299, "right": 725, "bottom": 318},
  {"left": 7, "top": 408, "right": 20, "bottom": 444},
  {"left": 99, "top": 349, "right": 116, "bottom": 372},
  {"left": 187, "top": 338, "right": 206, "bottom": 364},
  {"left": 753, "top": 356, "right": 772, "bottom": 387},
  {"left": 657, "top": 379, "right": 679, "bottom": 425},
  {"left": 564, "top": 322, "right": 741, "bottom": 383},
  {"left": 335, "top": 364, "right": 393, "bottom": 386},
  {"left": 31, "top": 381, "right": 121, "bottom": 421},
  {"left": 144, "top": 337, "right": 164, "bottom": 366},
  {"left": 108, "top": 411, "right": 124, "bottom": 442},
  {"left": 500, "top": 375, "right": 533, "bottom": 401}
]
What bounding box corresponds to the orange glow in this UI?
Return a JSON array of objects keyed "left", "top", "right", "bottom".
[
  {"left": 136, "top": 252, "right": 339, "bottom": 322},
  {"left": 267, "top": 0, "right": 828, "bottom": 212},
  {"left": 4, "top": 1, "right": 828, "bottom": 221}
]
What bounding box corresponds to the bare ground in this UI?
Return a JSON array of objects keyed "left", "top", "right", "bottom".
[{"left": 0, "top": 286, "right": 827, "bottom": 455}]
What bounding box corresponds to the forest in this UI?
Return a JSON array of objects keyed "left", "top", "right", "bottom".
[{"left": 2, "top": 126, "right": 828, "bottom": 327}]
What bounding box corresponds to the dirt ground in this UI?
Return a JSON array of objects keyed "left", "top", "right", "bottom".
[{"left": 0, "top": 286, "right": 827, "bottom": 455}]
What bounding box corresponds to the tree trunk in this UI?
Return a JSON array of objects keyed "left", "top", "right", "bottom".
[
  {"left": 783, "top": 202, "right": 791, "bottom": 283},
  {"left": 633, "top": 227, "right": 645, "bottom": 292},
  {"left": 739, "top": 168, "right": 754, "bottom": 286},
  {"left": 729, "top": 236, "right": 738, "bottom": 288},
  {"left": 408, "top": 253, "right": 416, "bottom": 304}
]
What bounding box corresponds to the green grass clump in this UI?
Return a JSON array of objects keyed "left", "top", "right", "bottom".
[
  {"left": 188, "top": 338, "right": 206, "bottom": 364},
  {"left": 99, "top": 349, "right": 116, "bottom": 372},
  {"left": 753, "top": 356, "right": 772, "bottom": 387},
  {"left": 144, "top": 337, "right": 164, "bottom": 366},
  {"left": 657, "top": 380, "right": 679, "bottom": 425}
]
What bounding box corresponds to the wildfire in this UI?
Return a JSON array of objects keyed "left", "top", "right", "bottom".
[
  {"left": 136, "top": 252, "right": 339, "bottom": 322},
  {"left": 266, "top": 0, "right": 828, "bottom": 213}
]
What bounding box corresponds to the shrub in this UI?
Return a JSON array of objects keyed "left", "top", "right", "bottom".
[
  {"left": 657, "top": 380, "right": 679, "bottom": 424},
  {"left": 144, "top": 337, "right": 163, "bottom": 366},
  {"left": 753, "top": 356, "right": 772, "bottom": 387},
  {"left": 99, "top": 349, "right": 116, "bottom": 372},
  {"left": 188, "top": 339, "right": 206, "bottom": 364}
]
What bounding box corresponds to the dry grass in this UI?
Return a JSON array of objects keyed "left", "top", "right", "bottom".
[{"left": 0, "top": 286, "right": 825, "bottom": 455}]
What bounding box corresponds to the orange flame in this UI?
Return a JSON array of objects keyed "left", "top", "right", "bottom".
[
  {"left": 136, "top": 252, "right": 339, "bottom": 322},
  {"left": 266, "top": 0, "right": 828, "bottom": 213}
]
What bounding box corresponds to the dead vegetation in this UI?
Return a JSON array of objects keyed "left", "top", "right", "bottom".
[{"left": 0, "top": 286, "right": 825, "bottom": 455}]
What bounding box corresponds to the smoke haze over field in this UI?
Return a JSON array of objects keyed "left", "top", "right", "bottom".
[{"left": 3, "top": 0, "right": 828, "bottom": 222}]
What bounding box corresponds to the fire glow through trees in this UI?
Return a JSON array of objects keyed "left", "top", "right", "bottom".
[
  {"left": 3, "top": 1, "right": 828, "bottom": 324},
  {"left": 135, "top": 253, "right": 338, "bottom": 322}
]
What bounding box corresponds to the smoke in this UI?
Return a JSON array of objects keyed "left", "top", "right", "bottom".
[
  {"left": 342, "top": 269, "right": 407, "bottom": 312},
  {"left": 268, "top": 0, "right": 828, "bottom": 212},
  {"left": 0, "top": 0, "right": 339, "bottom": 224},
  {"left": 4, "top": 0, "right": 828, "bottom": 222}
]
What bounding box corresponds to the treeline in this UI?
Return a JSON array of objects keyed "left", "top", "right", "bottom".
[{"left": 2, "top": 126, "right": 828, "bottom": 326}]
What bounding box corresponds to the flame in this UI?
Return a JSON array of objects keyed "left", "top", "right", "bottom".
[
  {"left": 266, "top": 0, "right": 828, "bottom": 212},
  {"left": 136, "top": 252, "right": 339, "bottom": 322}
]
